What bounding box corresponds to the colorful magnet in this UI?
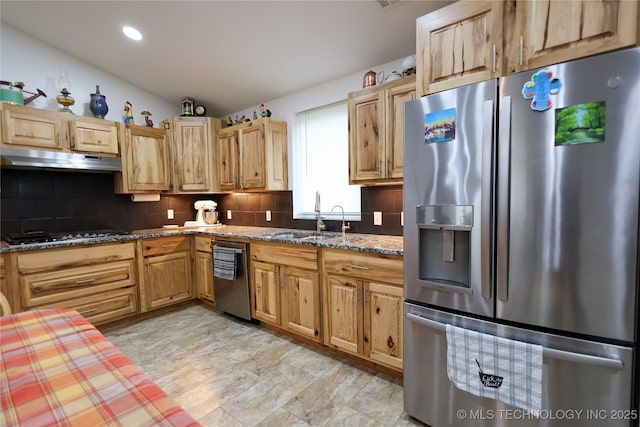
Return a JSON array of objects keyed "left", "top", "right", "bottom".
[{"left": 522, "top": 70, "right": 562, "bottom": 111}]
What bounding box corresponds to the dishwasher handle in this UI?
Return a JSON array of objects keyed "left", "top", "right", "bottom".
[{"left": 406, "top": 312, "right": 624, "bottom": 370}]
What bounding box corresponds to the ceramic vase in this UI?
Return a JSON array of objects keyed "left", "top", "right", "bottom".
[{"left": 89, "top": 85, "right": 109, "bottom": 119}]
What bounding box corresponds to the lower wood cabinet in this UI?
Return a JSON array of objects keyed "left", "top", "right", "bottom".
[
  {"left": 250, "top": 242, "right": 321, "bottom": 342},
  {"left": 194, "top": 236, "right": 214, "bottom": 302},
  {"left": 322, "top": 249, "right": 404, "bottom": 371},
  {"left": 7, "top": 242, "right": 137, "bottom": 326},
  {"left": 140, "top": 236, "right": 193, "bottom": 311}
]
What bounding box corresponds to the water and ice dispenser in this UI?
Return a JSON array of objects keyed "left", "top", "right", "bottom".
[{"left": 416, "top": 204, "right": 473, "bottom": 291}]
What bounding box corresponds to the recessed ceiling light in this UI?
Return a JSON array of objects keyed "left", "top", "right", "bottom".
[{"left": 122, "top": 26, "right": 142, "bottom": 41}]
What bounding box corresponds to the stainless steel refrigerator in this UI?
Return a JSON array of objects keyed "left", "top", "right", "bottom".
[{"left": 403, "top": 48, "right": 639, "bottom": 426}]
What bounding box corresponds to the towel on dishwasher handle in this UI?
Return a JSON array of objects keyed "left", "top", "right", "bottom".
[
  {"left": 446, "top": 324, "right": 543, "bottom": 416},
  {"left": 213, "top": 245, "right": 237, "bottom": 280}
]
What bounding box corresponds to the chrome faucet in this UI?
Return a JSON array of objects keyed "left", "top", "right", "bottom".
[
  {"left": 331, "top": 204, "right": 350, "bottom": 239},
  {"left": 315, "top": 191, "right": 326, "bottom": 233}
]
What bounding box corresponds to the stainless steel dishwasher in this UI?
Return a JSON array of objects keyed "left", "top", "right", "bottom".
[{"left": 211, "top": 240, "right": 251, "bottom": 321}]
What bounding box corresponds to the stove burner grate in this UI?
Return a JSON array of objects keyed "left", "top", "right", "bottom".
[{"left": 5, "top": 229, "right": 131, "bottom": 245}]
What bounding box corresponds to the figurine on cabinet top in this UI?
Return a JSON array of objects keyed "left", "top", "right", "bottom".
[
  {"left": 124, "top": 101, "right": 134, "bottom": 125},
  {"left": 226, "top": 116, "right": 233, "bottom": 127},
  {"left": 259, "top": 103, "right": 271, "bottom": 118},
  {"left": 140, "top": 109, "right": 153, "bottom": 127}
]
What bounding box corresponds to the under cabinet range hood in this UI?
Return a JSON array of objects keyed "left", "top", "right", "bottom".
[{"left": 0, "top": 148, "right": 121, "bottom": 172}]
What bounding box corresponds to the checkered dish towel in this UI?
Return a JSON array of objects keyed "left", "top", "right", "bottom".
[
  {"left": 213, "top": 245, "right": 237, "bottom": 280},
  {"left": 446, "top": 324, "right": 543, "bottom": 416}
]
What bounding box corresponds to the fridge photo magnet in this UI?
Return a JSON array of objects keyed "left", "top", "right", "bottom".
[
  {"left": 522, "top": 70, "right": 562, "bottom": 111},
  {"left": 554, "top": 101, "right": 606, "bottom": 146},
  {"left": 424, "top": 108, "right": 456, "bottom": 144}
]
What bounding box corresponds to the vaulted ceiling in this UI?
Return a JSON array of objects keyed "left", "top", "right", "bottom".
[{"left": 1, "top": 0, "right": 452, "bottom": 117}]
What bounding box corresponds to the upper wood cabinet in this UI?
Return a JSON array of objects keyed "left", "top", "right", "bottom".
[
  {"left": 217, "top": 118, "right": 288, "bottom": 192},
  {"left": 507, "top": 0, "right": 639, "bottom": 74},
  {"left": 1, "top": 103, "right": 67, "bottom": 150},
  {"left": 416, "top": 0, "right": 504, "bottom": 96},
  {"left": 68, "top": 116, "right": 119, "bottom": 155},
  {"left": 217, "top": 126, "right": 239, "bottom": 191},
  {"left": 170, "top": 116, "right": 222, "bottom": 193},
  {"left": 0, "top": 104, "right": 121, "bottom": 155},
  {"left": 417, "top": 0, "right": 639, "bottom": 95},
  {"left": 348, "top": 75, "right": 415, "bottom": 184},
  {"left": 114, "top": 124, "right": 171, "bottom": 193}
]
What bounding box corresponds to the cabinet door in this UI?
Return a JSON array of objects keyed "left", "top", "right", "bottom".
[
  {"left": 364, "top": 282, "right": 403, "bottom": 370},
  {"left": 511, "top": 0, "right": 638, "bottom": 73},
  {"left": 386, "top": 80, "right": 416, "bottom": 180},
  {"left": 348, "top": 91, "right": 385, "bottom": 183},
  {"left": 218, "top": 128, "right": 239, "bottom": 191},
  {"left": 264, "top": 119, "right": 288, "bottom": 191},
  {"left": 173, "top": 118, "right": 212, "bottom": 192},
  {"left": 416, "top": 0, "right": 503, "bottom": 96},
  {"left": 252, "top": 261, "right": 278, "bottom": 324},
  {"left": 325, "top": 275, "right": 361, "bottom": 355},
  {"left": 282, "top": 267, "right": 320, "bottom": 341},
  {"left": 69, "top": 117, "right": 119, "bottom": 154},
  {"left": 239, "top": 125, "right": 266, "bottom": 189},
  {"left": 195, "top": 251, "right": 214, "bottom": 302},
  {"left": 144, "top": 251, "right": 191, "bottom": 310},
  {"left": 124, "top": 125, "right": 171, "bottom": 191},
  {"left": 1, "top": 104, "right": 66, "bottom": 150}
]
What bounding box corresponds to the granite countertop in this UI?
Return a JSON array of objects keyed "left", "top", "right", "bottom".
[{"left": 1, "top": 225, "right": 403, "bottom": 256}]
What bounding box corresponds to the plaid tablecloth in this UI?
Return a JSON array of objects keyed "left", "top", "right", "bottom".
[{"left": 0, "top": 309, "right": 200, "bottom": 426}]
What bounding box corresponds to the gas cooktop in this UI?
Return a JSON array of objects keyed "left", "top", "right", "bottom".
[{"left": 4, "top": 229, "right": 131, "bottom": 245}]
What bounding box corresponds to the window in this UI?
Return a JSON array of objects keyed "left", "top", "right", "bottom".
[{"left": 292, "top": 101, "right": 361, "bottom": 221}]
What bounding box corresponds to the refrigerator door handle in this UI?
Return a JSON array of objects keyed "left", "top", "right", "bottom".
[
  {"left": 497, "top": 95, "right": 512, "bottom": 302},
  {"left": 481, "top": 100, "right": 494, "bottom": 299},
  {"left": 406, "top": 312, "right": 624, "bottom": 370}
]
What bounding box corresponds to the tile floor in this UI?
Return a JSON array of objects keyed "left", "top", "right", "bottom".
[{"left": 104, "top": 305, "right": 426, "bottom": 427}]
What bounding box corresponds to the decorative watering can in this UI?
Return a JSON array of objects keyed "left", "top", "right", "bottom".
[{"left": 0, "top": 81, "right": 46, "bottom": 105}]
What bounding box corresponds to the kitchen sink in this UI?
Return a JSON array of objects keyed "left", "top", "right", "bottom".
[{"left": 263, "top": 230, "right": 342, "bottom": 242}]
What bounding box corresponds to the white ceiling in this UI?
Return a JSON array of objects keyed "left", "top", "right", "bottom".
[{"left": 0, "top": 0, "right": 452, "bottom": 117}]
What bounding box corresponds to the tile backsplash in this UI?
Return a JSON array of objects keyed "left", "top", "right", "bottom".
[{"left": 1, "top": 169, "right": 403, "bottom": 236}]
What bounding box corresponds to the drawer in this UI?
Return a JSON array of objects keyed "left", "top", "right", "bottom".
[
  {"left": 323, "top": 249, "right": 403, "bottom": 286},
  {"left": 16, "top": 242, "right": 135, "bottom": 274},
  {"left": 251, "top": 242, "right": 318, "bottom": 270},
  {"left": 142, "top": 236, "right": 189, "bottom": 256},
  {"left": 21, "top": 260, "right": 136, "bottom": 308},
  {"left": 41, "top": 287, "right": 137, "bottom": 326},
  {"left": 194, "top": 236, "right": 213, "bottom": 253}
]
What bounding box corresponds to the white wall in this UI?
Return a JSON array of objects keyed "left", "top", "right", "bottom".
[
  {"left": 225, "top": 57, "right": 414, "bottom": 192},
  {"left": 224, "top": 58, "right": 410, "bottom": 125},
  {"left": 1, "top": 25, "right": 177, "bottom": 123}
]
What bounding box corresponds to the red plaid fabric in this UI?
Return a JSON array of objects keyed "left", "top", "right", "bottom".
[{"left": 1, "top": 309, "right": 200, "bottom": 426}]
